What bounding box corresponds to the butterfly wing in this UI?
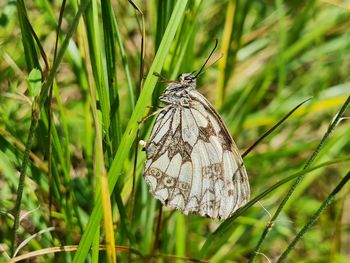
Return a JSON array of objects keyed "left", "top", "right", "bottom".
[{"left": 144, "top": 90, "right": 250, "bottom": 220}]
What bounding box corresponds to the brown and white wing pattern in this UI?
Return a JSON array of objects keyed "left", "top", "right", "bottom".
[{"left": 143, "top": 90, "right": 250, "bottom": 220}]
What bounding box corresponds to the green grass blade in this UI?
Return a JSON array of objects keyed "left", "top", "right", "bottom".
[{"left": 101, "top": 0, "right": 122, "bottom": 153}]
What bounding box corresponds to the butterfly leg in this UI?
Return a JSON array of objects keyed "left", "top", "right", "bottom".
[
  {"left": 147, "top": 105, "right": 163, "bottom": 110},
  {"left": 138, "top": 108, "right": 163, "bottom": 124},
  {"left": 138, "top": 104, "right": 172, "bottom": 124}
]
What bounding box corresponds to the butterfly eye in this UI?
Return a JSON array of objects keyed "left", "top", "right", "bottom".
[{"left": 184, "top": 75, "right": 195, "bottom": 81}]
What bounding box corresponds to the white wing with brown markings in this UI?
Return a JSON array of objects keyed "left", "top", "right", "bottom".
[{"left": 143, "top": 84, "right": 249, "bottom": 220}]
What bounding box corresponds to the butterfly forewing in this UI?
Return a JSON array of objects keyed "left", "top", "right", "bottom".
[{"left": 143, "top": 80, "right": 250, "bottom": 220}]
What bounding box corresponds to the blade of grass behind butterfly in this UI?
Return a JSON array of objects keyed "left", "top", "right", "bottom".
[
  {"left": 216, "top": 0, "right": 235, "bottom": 110},
  {"left": 130, "top": 0, "right": 173, "bottom": 255},
  {"left": 216, "top": 1, "right": 252, "bottom": 109},
  {"left": 83, "top": 1, "right": 114, "bottom": 159},
  {"left": 167, "top": 1, "right": 203, "bottom": 80},
  {"left": 126, "top": 2, "right": 146, "bottom": 254},
  {"left": 83, "top": 1, "right": 123, "bottom": 260},
  {"left": 84, "top": 2, "right": 119, "bottom": 256},
  {"left": 275, "top": 0, "right": 287, "bottom": 95},
  {"left": 151, "top": 0, "right": 176, "bottom": 105},
  {"left": 88, "top": 24, "right": 116, "bottom": 261},
  {"left": 154, "top": 0, "right": 174, "bottom": 50},
  {"left": 101, "top": 0, "right": 122, "bottom": 154},
  {"left": 72, "top": 1, "right": 188, "bottom": 261},
  {"left": 151, "top": 1, "right": 203, "bottom": 256},
  {"left": 138, "top": 0, "right": 195, "bottom": 255},
  {"left": 101, "top": 1, "right": 136, "bottom": 257},
  {"left": 112, "top": 13, "right": 135, "bottom": 109}
]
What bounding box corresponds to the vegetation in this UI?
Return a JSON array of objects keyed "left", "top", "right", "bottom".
[{"left": 1, "top": 0, "right": 349, "bottom": 262}]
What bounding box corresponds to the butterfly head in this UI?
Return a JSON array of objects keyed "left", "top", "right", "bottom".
[
  {"left": 178, "top": 73, "right": 197, "bottom": 88},
  {"left": 159, "top": 73, "right": 197, "bottom": 104}
]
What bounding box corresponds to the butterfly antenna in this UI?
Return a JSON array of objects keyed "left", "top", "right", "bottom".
[{"left": 194, "top": 38, "right": 219, "bottom": 79}]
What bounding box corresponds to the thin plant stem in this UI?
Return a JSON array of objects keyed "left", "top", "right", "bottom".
[
  {"left": 277, "top": 171, "right": 350, "bottom": 262},
  {"left": 242, "top": 98, "right": 311, "bottom": 158},
  {"left": 152, "top": 204, "right": 163, "bottom": 254},
  {"left": 129, "top": 136, "right": 138, "bottom": 221},
  {"left": 128, "top": 0, "right": 145, "bottom": 97},
  {"left": 11, "top": 1, "right": 49, "bottom": 255},
  {"left": 10, "top": 108, "right": 39, "bottom": 256},
  {"left": 48, "top": 0, "right": 66, "bottom": 225},
  {"left": 249, "top": 95, "right": 350, "bottom": 262},
  {"left": 128, "top": 0, "right": 146, "bottom": 237}
]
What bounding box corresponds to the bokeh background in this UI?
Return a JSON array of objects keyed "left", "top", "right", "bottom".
[{"left": 1, "top": 0, "right": 350, "bottom": 262}]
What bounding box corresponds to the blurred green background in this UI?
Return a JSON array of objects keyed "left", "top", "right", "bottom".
[{"left": 0, "top": 0, "right": 349, "bottom": 262}]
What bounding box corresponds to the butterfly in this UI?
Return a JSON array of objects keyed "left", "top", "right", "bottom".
[{"left": 142, "top": 43, "right": 250, "bottom": 220}]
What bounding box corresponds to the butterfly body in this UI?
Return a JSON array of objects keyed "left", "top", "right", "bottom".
[
  {"left": 143, "top": 73, "right": 250, "bottom": 220},
  {"left": 159, "top": 73, "right": 195, "bottom": 106}
]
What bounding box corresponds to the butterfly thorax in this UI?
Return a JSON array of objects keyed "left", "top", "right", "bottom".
[{"left": 159, "top": 73, "right": 197, "bottom": 107}]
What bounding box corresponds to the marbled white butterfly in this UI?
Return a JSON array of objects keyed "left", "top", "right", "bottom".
[{"left": 142, "top": 43, "right": 250, "bottom": 220}]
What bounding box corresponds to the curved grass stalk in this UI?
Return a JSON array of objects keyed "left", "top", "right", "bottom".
[
  {"left": 199, "top": 156, "right": 350, "bottom": 258},
  {"left": 249, "top": 95, "right": 350, "bottom": 262},
  {"left": 277, "top": 170, "right": 350, "bottom": 262}
]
